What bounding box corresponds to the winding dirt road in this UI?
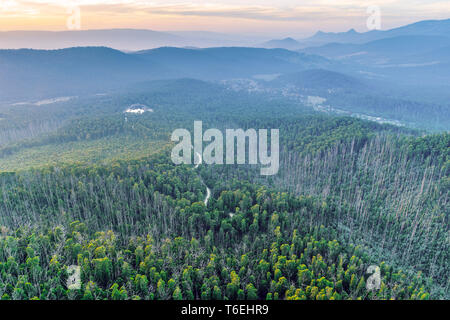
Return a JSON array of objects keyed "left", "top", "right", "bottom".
[{"left": 195, "top": 151, "right": 211, "bottom": 206}]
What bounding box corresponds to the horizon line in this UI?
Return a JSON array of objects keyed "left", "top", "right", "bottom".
[{"left": 1, "top": 17, "right": 449, "bottom": 36}]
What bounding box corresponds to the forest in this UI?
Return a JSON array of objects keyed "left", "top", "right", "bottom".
[
  {"left": 0, "top": 152, "right": 438, "bottom": 300},
  {"left": 0, "top": 78, "right": 448, "bottom": 300}
]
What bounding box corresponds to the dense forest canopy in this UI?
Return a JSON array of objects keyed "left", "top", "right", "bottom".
[{"left": 0, "top": 78, "right": 448, "bottom": 300}]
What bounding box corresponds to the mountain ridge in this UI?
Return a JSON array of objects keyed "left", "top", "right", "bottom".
[
  {"left": 1, "top": 18, "right": 449, "bottom": 50},
  {"left": 0, "top": 46, "right": 330, "bottom": 101}
]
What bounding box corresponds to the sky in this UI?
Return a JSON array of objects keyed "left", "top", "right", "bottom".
[{"left": 0, "top": 0, "right": 449, "bottom": 36}]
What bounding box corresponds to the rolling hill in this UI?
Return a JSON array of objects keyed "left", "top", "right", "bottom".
[
  {"left": 271, "top": 69, "right": 367, "bottom": 91},
  {"left": 0, "top": 46, "right": 330, "bottom": 101},
  {"left": 260, "top": 37, "right": 302, "bottom": 50},
  {"left": 302, "top": 35, "right": 450, "bottom": 64}
]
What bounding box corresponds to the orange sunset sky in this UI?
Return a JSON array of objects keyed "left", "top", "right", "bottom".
[{"left": 0, "top": 1, "right": 449, "bottom": 36}]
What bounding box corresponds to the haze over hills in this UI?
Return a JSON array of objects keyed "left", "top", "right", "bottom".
[
  {"left": 300, "top": 29, "right": 370, "bottom": 48},
  {"left": 302, "top": 35, "right": 450, "bottom": 65},
  {"left": 300, "top": 18, "right": 450, "bottom": 47},
  {"left": 0, "top": 47, "right": 161, "bottom": 100},
  {"left": 300, "top": 34, "right": 450, "bottom": 88},
  {"left": 1, "top": 18, "right": 448, "bottom": 51},
  {"left": 261, "top": 18, "right": 450, "bottom": 49},
  {"left": 0, "top": 29, "right": 268, "bottom": 51},
  {"left": 271, "top": 69, "right": 367, "bottom": 91},
  {"left": 0, "top": 18, "right": 449, "bottom": 131},
  {"left": 261, "top": 37, "right": 302, "bottom": 50},
  {"left": 0, "top": 46, "right": 330, "bottom": 101},
  {"left": 297, "top": 20, "right": 450, "bottom": 89},
  {"left": 133, "top": 47, "right": 330, "bottom": 80}
]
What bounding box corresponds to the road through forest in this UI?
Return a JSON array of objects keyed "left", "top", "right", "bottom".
[{"left": 195, "top": 151, "right": 211, "bottom": 206}]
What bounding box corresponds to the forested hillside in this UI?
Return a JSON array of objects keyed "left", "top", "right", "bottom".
[
  {"left": 203, "top": 125, "right": 449, "bottom": 297},
  {"left": 0, "top": 152, "right": 436, "bottom": 300},
  {"left": 0, "top": 78, "right": 448, "bottom": 300}
]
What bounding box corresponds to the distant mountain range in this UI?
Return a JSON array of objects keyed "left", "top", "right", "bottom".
[
  {"left": 263, "top": 18, "right": 450, "bottom": 49},
  {"left": 303, "top": 35, "right": 450, "bottom": 63},
  {"left": 2, "top": 18, "right": 448, "bottom": 51},
  {"left": 0, "top": 29, "right": 267, "bottom": 51},
  {"left": 0, "top": 47, "right": 330, "bottom": 101},
  {"left": 297, "top": 19, "right": 450, "bottom": 87},
  {"left": 134, "top": 47, "right": 329, "bottom": 79},
  {"left": 1, "top": 18, "right": 449, "bottom": 107}
]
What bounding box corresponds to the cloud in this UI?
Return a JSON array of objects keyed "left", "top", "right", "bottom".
[
  {"left": 1, "top": 0, "right": 449, "bottom": 32},
  {"left": 82, "top": 4, "right": 341, "bottom": 21},
  {"left": 5, "top": 1, "right": 450, "bottom": 19},
  {"left": 1, "top": 1, "right": 365, "bottom": 23},
  {"left": 77, "top": 1, "right": 450, "bottom": 26}
]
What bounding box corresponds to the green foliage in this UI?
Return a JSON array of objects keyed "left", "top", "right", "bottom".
[
  {"left": 0, "top": 80, "right": 447, "bottom": 300},
  {"left": 0, "top": 151, "right": 440, "bottom": 300}
]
